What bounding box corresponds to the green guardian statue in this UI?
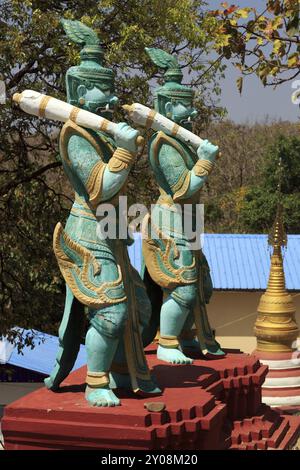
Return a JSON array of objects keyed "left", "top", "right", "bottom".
[
  {"left": 142, "top": 48, "right": 225, "bottom": 364},
  {"left": 45, "top": 21, "right": 160, "bottom": 406}
]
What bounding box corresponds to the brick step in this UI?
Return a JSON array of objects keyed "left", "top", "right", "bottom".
[
  {"left": 266, "top": 419, "right": 290, "bottom": 448},
  {"left": 229, "top": 414, "right": 295, "bottom": 450},
  {"left": 275, "top": 416, "right": 300, "bottom": 450},
  {"left": 231, "top": 417, "right": 278, "bottom": 443}
]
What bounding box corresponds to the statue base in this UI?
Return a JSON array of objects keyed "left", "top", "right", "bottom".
[{"left": 2, "top": 346, "right": 300, "bottom": 450}]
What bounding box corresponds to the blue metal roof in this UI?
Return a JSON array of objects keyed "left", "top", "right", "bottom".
[
  {"left": 2, "top": 329, "right": 86, "bottom": 376},
  {"left": 128, "top": 233, "right": 300, "bottom": 290}
]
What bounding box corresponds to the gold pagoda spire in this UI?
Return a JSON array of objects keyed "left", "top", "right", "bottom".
[{"left": 254, "top": 203, "right": 299, "bottom": 352}]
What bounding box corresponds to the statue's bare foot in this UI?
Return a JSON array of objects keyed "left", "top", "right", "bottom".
[
  {"left": 85, "top": 386, "right": 120, "bottom": 407},
  {"left": 157, "top": 345, "right": 193, "bottom": 364}
]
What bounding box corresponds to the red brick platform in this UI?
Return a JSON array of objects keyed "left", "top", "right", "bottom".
[{"left": 2, "top": 347, "right": 300, "bottom": 450}]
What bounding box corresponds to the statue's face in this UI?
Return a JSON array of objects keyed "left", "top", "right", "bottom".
[
  {"left": 164, "top": 98, "right": 198, "bottom": 131},
  {"left": 77, "top": 84, "right": 118, "bottom": 118}
]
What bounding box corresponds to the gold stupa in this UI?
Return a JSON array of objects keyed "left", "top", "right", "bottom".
[{"left": 254, "top": 204, "right": 299, "bottom": 352}]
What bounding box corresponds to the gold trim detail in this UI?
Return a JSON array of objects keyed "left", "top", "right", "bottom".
[
  {"left": 159, "top": 335, "right": 179, "bottom": 348},
  {"left": 70, "top": 207, "right": 96, "bottom": 219},
  {"left": 157, "top": 193, "right": 174, "bottom": 206},
  {"left": 99, "top": 118, "right": 110, "bottom": 133},
  {"left": 13, "top": 92, "right": 23, "bottom": 104},
  {"left": 171, "top": 123, "right": 180, "bottom": 136},
  {"left": 151, "top": 131, "right": 193, "bottom": 201},
  {"left": 171, "top": 169, "right": 189, "bottom": 193},
  {"left": 86, "top": 371, "right": 110, "bottom": 388},
  {"left": 75, "top": 193, "right": 88, "bottom": 206},
  {"left": 60, "top": 120, "right": 104, "bottom": 166},
  {"left": 108, "top": 147, "right": 135, "bottom": 173},
  {"left": 69, "top": 106, "right": 80, "bottom": 123},
  {"left": 146, "top": 109, "right": 157, "bottom": 129},
  {"left": 193, "top": 159, "right": 214, "bottom": 177},
  {"left": 86, "top": 160, "right": 107, "bottom": 209},
  {"left": 53, "top": 222, "right": 127, "bottom": 308},
  {"left": 173, "top": 172, "right": 191, "bottom": 202},
  {"left": 142, "top": 214, "right": 196, "bottom": 290},
  {"left": 39, "top": 96, "right": 51, "bottom": 118},
  {"left": 152, "top": 131, "right": 189, "bottom": 166}
]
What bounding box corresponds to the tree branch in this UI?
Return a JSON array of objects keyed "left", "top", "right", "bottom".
[{"left": 0, "top": 161, "right": 62, "bottom": 196}]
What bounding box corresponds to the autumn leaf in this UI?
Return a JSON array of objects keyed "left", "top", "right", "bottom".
[
  {"left": 258, "top": 66, "right": 269, "bottom": 85},
  {"left": 209, "top": 10, "right": 221, "bottom": 17},
  {"left": 286, "top": 13, "right": 299, "bottom": 37},
  {"left": 226, "top": 5, "right": 238, "bottom": 14},
  {"left": 235, "top": 8, "right": 251, "bottom": 19},
  {"left": 267, "top": 0, "right": 282, "bottom": 15},
  {"left": 207, "top": 0, "right": 300, "bottom": 87},
  {"left": 264, "top": 21, "right": 275, "bottom": 38},
  {"left": 234, "top": 62, "right": 243, "bottom": 71},
  {"left": 288, "top": 53, "right": 299, "bottom": 67},
  {"left": 236, "top": 76, "right": 243, "bottom": 94},
  {"left": 218, "top": 34, "right": 231, "bottom": 47},
  {"left": 272, "top": 39, "right": 286, "bottom": 56},
  {"left": 269, "top": 65, "right": 279, "bottom": 75},
  {"left": 271, "top": 16, "right": 283, "bottom": 30}
]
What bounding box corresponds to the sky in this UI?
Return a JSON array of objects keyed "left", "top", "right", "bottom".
[{"left": 207, "top": 0, "right": 299, "bottom": 123}]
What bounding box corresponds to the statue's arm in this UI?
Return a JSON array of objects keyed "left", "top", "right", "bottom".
[
  {"left": 158, "top": 140, "right": 217, "bottom": 201},
  {"left": 102, "top": 161, "right": 130, "bottom": 201}
]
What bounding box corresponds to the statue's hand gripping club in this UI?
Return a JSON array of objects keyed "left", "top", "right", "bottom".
[
  {"left": 197, "top": 139, "right": 219, "bottom": 163},
  {"left": 114, "top": 122, "right": 140, "bottom": 155},
  {"left": 191, "top": 139, "right": 219, "bottom": 177}
]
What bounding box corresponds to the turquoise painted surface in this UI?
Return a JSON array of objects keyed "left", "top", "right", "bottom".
[
  {"left": 143, "top": 47, "right": 224, "bottom": 361},
  {"left": 45, "top": 20, "right": 160, "bottom": 406}
]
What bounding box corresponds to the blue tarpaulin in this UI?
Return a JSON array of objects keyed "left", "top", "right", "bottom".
[{"left": 1, "top": 330, "right": 86, "bottom": 376}]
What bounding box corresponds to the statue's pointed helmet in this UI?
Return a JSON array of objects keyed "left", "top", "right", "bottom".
[
  {"left": 61, "top": 19, "right": 115, "bottom": 105},
  {"left": 145, "top": 47, "right": 194, "bottom": 111}
]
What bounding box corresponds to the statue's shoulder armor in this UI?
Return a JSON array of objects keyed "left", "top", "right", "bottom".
[
  {"left": 148, "top": 131, "right": 195, "bottom": 196},
  {"left": 59, "top": 120, "right": 114, "bottom": 165},
  {"left": 149, "top": 131, "right": 195, "bottom": 171},
  {"left": 59, "top": 120, "right": 114, "bottom": 208}
]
